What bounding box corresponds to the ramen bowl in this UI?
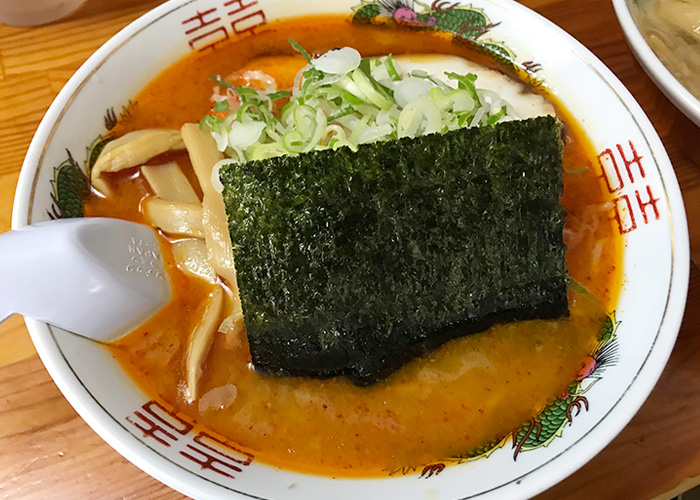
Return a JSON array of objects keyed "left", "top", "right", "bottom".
[
  {"left": 612, "top": 0, "right": 700, "bottom": 127},
  {"left": 12, "top": 0, "right": 689, "bottom": 499}
]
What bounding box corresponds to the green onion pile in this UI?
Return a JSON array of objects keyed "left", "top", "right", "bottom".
[{"left": 200, "top": 40, "right": 513, "bottom": 163}]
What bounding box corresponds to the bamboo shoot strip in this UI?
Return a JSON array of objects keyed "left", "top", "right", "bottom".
[
  {"left": 141, "top": 161, "right": 200, "bottom": 203},
  {"left": 172, "top": 238, "right": 218, "bottom": 283},
  {"left": 186, "top": 286, "right": 224, "bottom": 402},
  {"left": 181, "top": 124, "right": 245, "bottom": 331},
  {"left": 220, "top": 116, "right": 568, "bottom": 385},
  {"left": 143, "top": 198, "right": 205, "bottom": 239},
  {"left": 92, "top": 130, "right": 185, "bottom": 194},
  {"left": 181, "top": 124, "right": 238, "bottom": 289}
]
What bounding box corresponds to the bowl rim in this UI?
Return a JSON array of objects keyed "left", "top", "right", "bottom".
[
  {"left": 611, "top": 0, "right": 700, "bottom": 127},
  {"left": 11, "top": 0, "right": 691, "bottom": 498}
]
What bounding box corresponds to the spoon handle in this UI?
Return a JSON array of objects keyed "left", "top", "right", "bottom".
[{"left": 0, "top": 218, "right": 171, "bottom": 342}]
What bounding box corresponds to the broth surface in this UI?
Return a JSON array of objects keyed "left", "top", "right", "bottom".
[{"left": 87, "top": 16, "right": 623, "bottom": 476}]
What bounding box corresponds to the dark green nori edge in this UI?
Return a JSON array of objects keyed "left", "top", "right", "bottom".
[{"left": 220, "top": 116, "right": 568, "bottom": 385}]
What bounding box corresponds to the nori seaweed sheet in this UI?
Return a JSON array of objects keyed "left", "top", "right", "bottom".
[{"left": 220, "top": 116, "right": 568, "bottom": 385}]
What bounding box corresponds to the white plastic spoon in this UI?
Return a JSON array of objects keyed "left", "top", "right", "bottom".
[{"left": 0, "top": 217, "right": 171, "bottom": 343}]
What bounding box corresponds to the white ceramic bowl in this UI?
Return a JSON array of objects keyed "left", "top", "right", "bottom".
[
  {"left": 612, "top": 0, "right": 700, "bottom": 126},
  {"left": 12, "top": 0, "right": 690, "bottom": 499}
]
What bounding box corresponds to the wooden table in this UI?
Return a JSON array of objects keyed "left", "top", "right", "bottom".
[{"left": 1, "top": 0, "right": 699, "bottom": 498}]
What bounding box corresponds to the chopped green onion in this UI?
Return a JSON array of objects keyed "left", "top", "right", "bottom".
[
  {"left": 236, "top": 85, "right": 262, "bottom": 103},
  {"left": 282, "top": 130, "right": 307, "bottom": 153},
  {"left": 343, "top": 91, "right": 364, "bottom": 105},
  {"left": 567, "top": 276, "right": 601, "bottom": 305},
  {"left": 302, "top": 66, "right": 324, "bottom": 82},
  {"left": 358, "top": 57, "right": 372, "bottom": 75},
  {"left": 289, "top": 38, "right": 312, "bottom": 62},
  {"left": 202, "top": 41, "right": 514, "bottom": 167},
  {"left": 213, "top": 100, "right": 229, "bottom": 112},
  {"left": 357, "top": 60, "right": 395, "bottom": 99},
  {"left": 446, "top": 72, "right": 481, "bottom": 106},
  {"left": 348, "top": 113, "right": 372, "bottom": 144},
  {"left": 268, "top": 90, "right": 292, "bottom": 101},
  {"left": 351, "top": 68, "right": 392, "bottom": 110},
  {"left": 384, "top": 54, "right": 400, "bottom": 81},
  {"left": 210, "top": 74, "right": 236, "bottom": 90},
  {"left": 328, "top": 106, "right": 356, "bottom": 121},
  {"left": 199, "top": 114, "right": 223, "bottom": 132},
  {"left": 236, "top": 102, "right": 255, "bottom": 123},
  {"left": 487, "top": 106, "right": 507, "bottom": 125},
  {"left": 457, "top": 111, "right": 472, "bottom": 127}
]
